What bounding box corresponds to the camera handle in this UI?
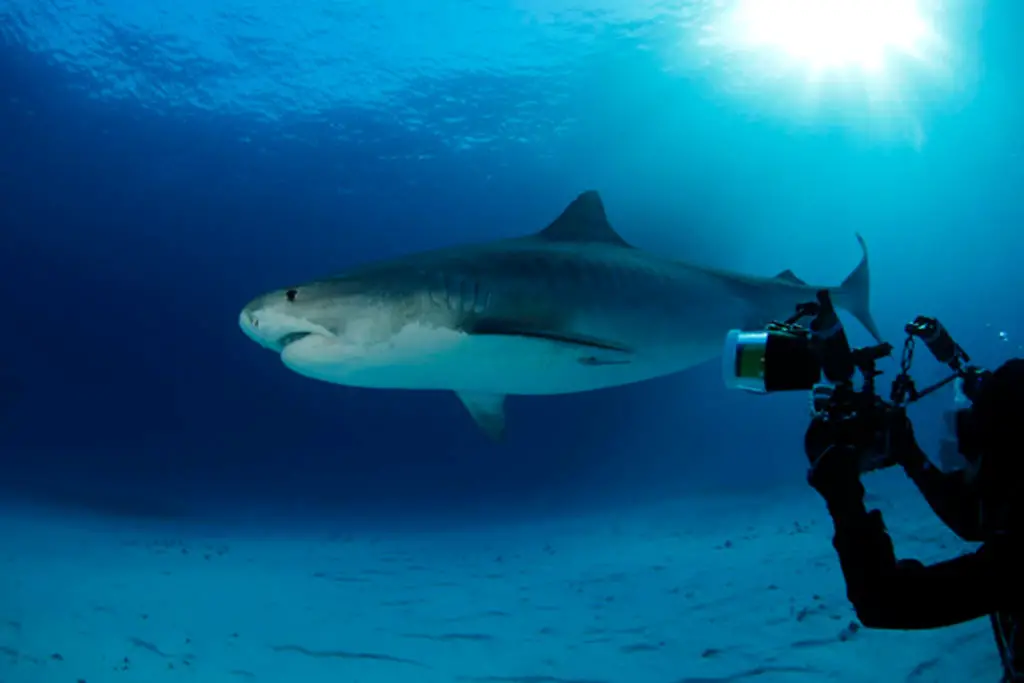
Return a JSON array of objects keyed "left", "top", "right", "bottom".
[
  {"left": 891, "top": 316, "right": 972, "bottom": 407},
  {"left": 798, "top": 301, "right": 974, "bottom": 473}
]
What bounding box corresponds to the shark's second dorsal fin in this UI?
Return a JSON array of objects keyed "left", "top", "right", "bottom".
[
  {"left": 774, "top": 269, "right": 806, "bottom": 285},
  {"left": 536, "top": 191, "right": 631, "bottom": 248}
]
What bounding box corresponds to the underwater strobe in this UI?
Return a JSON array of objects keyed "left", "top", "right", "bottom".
[{"left": 721, "top": 290, "right": 984, "bottom": 472}]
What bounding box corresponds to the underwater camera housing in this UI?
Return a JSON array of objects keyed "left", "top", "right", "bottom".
[{"left": 722, "top": 290, "right": 984, "bottom": 472}]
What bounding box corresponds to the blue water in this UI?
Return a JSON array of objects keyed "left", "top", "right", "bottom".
[{"left": 0, "top": 1, "right": 1021, "bottom": 681}]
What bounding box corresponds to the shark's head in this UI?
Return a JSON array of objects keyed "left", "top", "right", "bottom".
[
  {"left": 239, "top": 276, "right": 465, "bottom": 388},
  {"left": 239, "top": 283, "right": 341, "bottom": 354}
]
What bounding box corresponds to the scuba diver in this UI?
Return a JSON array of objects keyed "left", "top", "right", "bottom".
[{"left": 806, "top": 358, "right": 1024, "bottom": 681}]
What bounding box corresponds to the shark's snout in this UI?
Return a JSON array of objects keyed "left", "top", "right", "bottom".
[
  {"left": 238, "top": 305, "right": 329, "bottom": 353},
  {"left": 239, "top": 309, "right": 274, "bottom": 350}
]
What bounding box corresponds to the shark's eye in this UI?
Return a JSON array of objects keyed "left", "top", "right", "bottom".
[{"left": 286, "top": 289, "right": 298, "bottom": 302}]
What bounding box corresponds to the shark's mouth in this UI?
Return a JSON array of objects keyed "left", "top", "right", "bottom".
[{"left": 277, "top": 332, "right": 313, "bottom": 349}]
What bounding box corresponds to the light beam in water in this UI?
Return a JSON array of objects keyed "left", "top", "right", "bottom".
[
  {"left": 693, "top": 0, "right": 958, "bottom": 144},
  {"left": 717, "top": 0, "right": 938, "bottom": 75}
]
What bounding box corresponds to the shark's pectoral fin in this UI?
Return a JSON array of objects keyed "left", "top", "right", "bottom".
[
  {"left": 470, "top": 320, "right": 633, "bottom": 358},
  {"left": 578, "top": 355, "right": 631, "bottom": 366},
  {"left": 773, "top": 269, "right": 807, "bottom": 285},
  {"left": 456, "top": 392, "right": 507, "bottom": 441},
  {"left": 469, "top": 322, "right": 634, "bottom": 369}
]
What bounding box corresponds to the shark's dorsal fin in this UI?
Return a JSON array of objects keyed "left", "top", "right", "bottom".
[
  {"left": 536, "top": 191, "right": 631, "bottom": 247},
  {"left": 773, "top": 269, "right": 806, "bottom": 285}
]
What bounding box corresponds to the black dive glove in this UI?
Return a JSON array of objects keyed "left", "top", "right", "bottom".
[
  {"left": 804, "top": 417, "right": 867, "bottom": 517},
  {"left": 881, "top": 407, "right": 929, "bottom": 474}
]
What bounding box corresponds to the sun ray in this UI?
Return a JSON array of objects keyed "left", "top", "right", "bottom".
[{"left": 692, "top": 0, "right": 956, "bottom": 144}]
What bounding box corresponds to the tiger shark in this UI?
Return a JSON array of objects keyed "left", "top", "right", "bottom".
[{"left": 239, "top": 191, "right": 881, "bottom": 440}]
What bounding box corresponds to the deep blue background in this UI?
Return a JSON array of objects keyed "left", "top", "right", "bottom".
[{"left": 1, "top": 1, "right": 1021, "bottom": 526}]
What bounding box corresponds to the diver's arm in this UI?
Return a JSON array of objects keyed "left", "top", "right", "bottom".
[
  {"left": 896, "top": 438, "right": 984, "bottom": 542},
  {"left": 829, "top": 505, "right": 1001, "bottom": 629},
  {"left": 806, "top": 430, "right": 1000, "bottom": 631}
]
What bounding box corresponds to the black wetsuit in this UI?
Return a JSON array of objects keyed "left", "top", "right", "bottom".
[{"left": 823, "top": 441, "right": 1023, "bottom": 681}]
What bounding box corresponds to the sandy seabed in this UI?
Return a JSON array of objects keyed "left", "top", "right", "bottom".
[{"left": 0, "top": 474, "right": 1000, "bottom": 683}]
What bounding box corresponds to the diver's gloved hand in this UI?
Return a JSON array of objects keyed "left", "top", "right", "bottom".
[
  {"left": 883, "top": 408, "right": 928, "bottom": 474},
  {"left": 804, "top": 418, "right": 866, "bottom": 517}
]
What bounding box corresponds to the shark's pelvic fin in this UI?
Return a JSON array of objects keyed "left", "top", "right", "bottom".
[
  {"left": 536, "top": 191, "right": 632, "bottom": 248},
  {"left": 773, "top": 269, "right": 806, "bottom": 285},
  {"left": 457, "top": 392, "right": 507, "bottom": 441}
]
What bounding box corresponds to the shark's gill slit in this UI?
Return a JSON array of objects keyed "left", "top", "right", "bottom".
[
  {"left": 436, "top": 272, "right": 449, "bottom": 309},
  {"left": 471, "top": 279, "right": 482, "bottom": 314},
  {"left": 446, "top": 273, "right": 462, "bottom": 313},
  {"left": 460, "top": 277, "right": 475, "bottom": 315}
]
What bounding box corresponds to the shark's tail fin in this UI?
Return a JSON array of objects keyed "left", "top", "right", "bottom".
[{"left": 833, "top": 234, "right": 883, "bottom": 343}]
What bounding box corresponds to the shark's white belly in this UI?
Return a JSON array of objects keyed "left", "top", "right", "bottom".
[{"left": 279, "top": 323, "right": 720, "bottom": 395}]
